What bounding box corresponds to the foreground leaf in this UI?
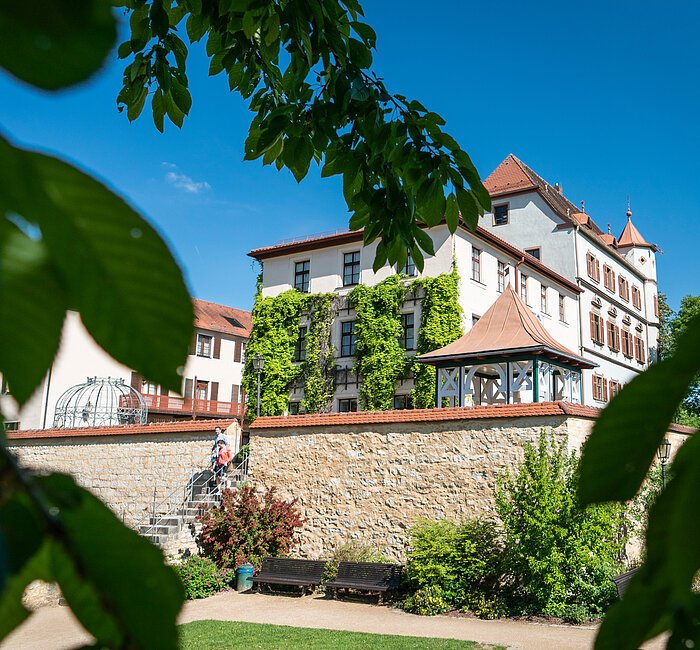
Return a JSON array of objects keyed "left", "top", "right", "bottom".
[
  {"left": 0, "top": 0, "right": 116, "bottom": 90},
  {"left": 579, "top": 316, "right": 700, "bottom": 504}
]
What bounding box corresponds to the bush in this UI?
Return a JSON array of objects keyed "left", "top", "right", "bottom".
[
  {"left": 496, "top": 431, "right": 625, "bottom": 619},
  {"left": 173, "top": 555, "right": 232, "bottom": 600},
  {"left": 402, "top": 586, "right": 450, "bottom": 616},
  {"left": 406, "top": 518, "right": 504, "bottom": 611},
  {"left": 322, "top": 541, "right": 389, "bottom": 582},
  {"left": 197, "top": 486, "right": 305, "bottom": 569}
]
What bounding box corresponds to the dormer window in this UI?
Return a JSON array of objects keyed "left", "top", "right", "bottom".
[
  {"left": 525, "top": 248, "right": 541, "bottom": 261},
  {"left": 493, "top": 204, "right": 509, "bottom": 226}
]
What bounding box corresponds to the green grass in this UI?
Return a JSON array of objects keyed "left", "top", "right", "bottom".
[{"left": 179, "top": 620, "right": 503, "bottom": 649}]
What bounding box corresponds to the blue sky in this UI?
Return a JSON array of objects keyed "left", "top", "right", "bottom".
[{"left": 2, "top": 0, "right": 698, "bottom": 311}]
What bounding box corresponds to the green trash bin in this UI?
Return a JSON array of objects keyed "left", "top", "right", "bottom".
[{"left": 236, "top": 564, "right": 255, "bottom": 592}]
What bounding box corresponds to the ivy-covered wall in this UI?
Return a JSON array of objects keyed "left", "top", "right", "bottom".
[
  {"left": 243, "top": 267, "right": 463, "bottom": 417},
  {"left": 410, "top": 266, "right": 464, "bottom": 408}
]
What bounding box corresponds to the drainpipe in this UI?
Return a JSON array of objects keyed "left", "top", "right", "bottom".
[
  {"left": 514, "top": 256, "right": 525, "bottom": 292},
  {"left": 41, "top": 366, "right": 53, "bottom": 429},
  {"left": 572, "top": 226, "right": 585, "bottom": 357}
]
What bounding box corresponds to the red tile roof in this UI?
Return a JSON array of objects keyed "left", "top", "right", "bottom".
[
  {"left": 7, "top": 419, "right": 234, "bottom": 440},
  {"left": 250, "top": 401, "right": 602, "bottom": 429},
  {"left": 617, "top": 215, "right": 657, "bottom": 251},
  {"left": 419, "top": 285, "right": 595, "bottom": 368},
  {"left": 194, "top": 299, "right": 252, "bottom": 338},
  {"left": 484, "top": 155, "right": 538, "bottom": 195}
]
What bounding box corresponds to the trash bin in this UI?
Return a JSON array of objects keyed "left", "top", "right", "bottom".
[{"left": 236, "top": 564, "right": 255, "bottom": 592}]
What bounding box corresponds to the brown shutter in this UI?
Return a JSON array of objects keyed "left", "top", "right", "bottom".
[
  {"left": 131, "top": 372, "right": 142, "bottom": 389},
  {"left": 184, "top": 378, "right": 193, "bottom": 398},
  {"left": 231, "top": 384, "right": 239, "bottom": 403},
  {"left": 211, "top": 381, "right": 219, "bottom": 401},
  {"left": 189, "top": 337, "right": 196, "bottom": 355},
  {"left": 213, "top": 336, "right": 221, "bottom": 359},
  {"left": 592, "top": 375, "right": 597, "bottom": 400},
  {"left": 602, "top": 378, "right": 608, "bottom": 401},
  {"left": 615, "top": 326, "right": 620, "bottom": 352},
  {"left": 586, "top": 254, "right": 591, "bottom": 277},
  {"left": 589, "top": 312, "right": 595, "bottom": 340},
  {"left": 233, "top": 339, "right": 242, "bottom": 363}
]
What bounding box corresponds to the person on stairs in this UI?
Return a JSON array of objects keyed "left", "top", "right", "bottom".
[{"left": 213, "top": 438, "right": 233, "bottom": 492}]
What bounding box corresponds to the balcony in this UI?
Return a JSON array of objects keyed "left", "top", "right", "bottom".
[{"left": 141, "top": 395, "right": 244, "bottom": 419}]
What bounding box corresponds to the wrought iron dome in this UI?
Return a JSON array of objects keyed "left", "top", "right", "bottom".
[{"left": 53, "top": 377, "right": 148, "bottom": 429}]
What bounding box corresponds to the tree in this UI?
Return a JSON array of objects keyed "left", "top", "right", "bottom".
[{"left": 0, "top": 1, "right": 488, "bottom": 647}]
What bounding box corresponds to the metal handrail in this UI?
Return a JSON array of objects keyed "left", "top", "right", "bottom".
[{"left": 137, "top": 455, "right": 249, "bottom": 538}]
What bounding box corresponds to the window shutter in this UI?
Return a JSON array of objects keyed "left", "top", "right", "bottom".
[
  {"left": 189, "top": 337, "right": 196, "bottom": 355},
  {"left": 233, "top": 339, "right": 242, "bottom": 363},
  {"left": 586, "top": 254, "right": 591, "bottom": 277},
  {"left": 603, "top": 378, "right": 608, "bottom": 401},
  {"left": 211, "top": 381, "right": 219, "bottom": 401},
  {"left": 231, "top": 384, "right": 239, "bottom": 403},
  {"left": 592, "top": 375, "right": 597, "bottom": 400},
  {"left": 615, "top": 326, "right": 620, "bottom": 352},
  {"left": 589, "top": 312, "right": 595, "bottom": 340},
  {"left": 130, "top": 372, "right": 142, "bottom": 389},
  {"left": 213, "top": 336, "right": 221, "bottom": 359},
  {"left": 184, "top": 378, "right": 193, "bottom": 398}
]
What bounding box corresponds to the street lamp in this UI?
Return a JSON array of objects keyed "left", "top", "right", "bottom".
[
  {"left": 657, "top": 438, "right": 672, "bottom": 489},
  {"left": 252, "top": 354, "right": 265, "bottom": 417}
]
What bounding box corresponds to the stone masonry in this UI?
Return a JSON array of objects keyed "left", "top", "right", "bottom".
[{"left": 249, "top": 403, "right": 693, "bottom": 561}]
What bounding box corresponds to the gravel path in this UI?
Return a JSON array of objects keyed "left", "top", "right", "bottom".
[{"left": 1, "top": 590, "right": 667, "bottom": 650}]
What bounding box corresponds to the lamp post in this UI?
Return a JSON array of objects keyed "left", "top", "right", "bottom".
[
  {"left": 657, "top": 438, "right": 672, "bottom": 490},
  {"left": 252, "top": 354, "right": 265, "bottom": 417}
]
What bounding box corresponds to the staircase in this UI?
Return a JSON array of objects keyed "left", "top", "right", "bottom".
[{"left": 137, "top": 457, "right": 248, "bottom": 551}]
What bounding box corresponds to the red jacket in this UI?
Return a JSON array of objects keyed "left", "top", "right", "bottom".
[{"left": 216, "top": 446, "right": 233, "bottom": 466}]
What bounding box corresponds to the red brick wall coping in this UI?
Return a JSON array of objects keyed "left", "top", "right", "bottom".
[
  {"left": 250, "top": 402, "right": 697, "bottom": 435},
  {"left": 6, "top": 419, "right": 234, "bottom": 441}
]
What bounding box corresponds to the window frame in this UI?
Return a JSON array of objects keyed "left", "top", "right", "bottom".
[
  {"left": 525, "top": 247, "right": 541, "bottom": 261},
  {"left": 288, "top": 401, "right": 301, "bottom": 415},
  {"left": 607, "top": 320, "right": 620, "bottom": 352},
  {"left": 294, "top": 260, "right": 310, "bottom": 293},
  {"left": 603, "top": 264, "right": 616, "bottom": 292},
  {"left": 520, "top": 274, "right": 528, "bottom": 304},
  {"left": 471, "top": 247, "right": 481, "bottom": 283},
  {"left": 493, "top": 203, "right": 509, "bottom": 226},
  {"left": 497, "top": 261, "right": 506, "bottom": 293},
  {"left": 340, "top": 320, "right": 357, "bottom": 357},
  {"left": 393, "top": 394, "right": 413, "bottom": 410},
  {"left": 558, "top": 294, "right": 566, "bottom": 323},
  {"left": 342, "top": 251, "right": 361, "bottom": 287},
  {"left": 196, "top": 333, "right": 213, "bottom": 358},
  {"left": 631, "top": 286, "right": 642, "bottom": 310},
  {"left": 293, "top": 326, "right": 308, "bottom": 362},
  {"left": 586, "top": 252, "right": 601, "bottom": 282},
  {"left": 619, "top": 275, "right": 630, "bottom": 302},
  {"left": 592, "top": 374, "right": 608, "bottom": 402},
  {"left": 540, "top": 285, "right": 549, "bottom": 315},
  {"left": 399, "top": 252, "right": 416, "bottom": 277},
  {"left": 338, "top": 398, "right": 358, "bottom": 413},
  {"left": 590, "top": 311, "right": 604, "bottom": 345},
  {"left": 399, "top": 312, "right": 415, "bottom": 350}
]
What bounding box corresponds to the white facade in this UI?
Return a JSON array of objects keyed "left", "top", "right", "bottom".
[
  {"left": 253, "top": 223, "right": 583, "bottom": 411},
  {"left": 2, "top": 302, "right": 250, "bottom": 430}
]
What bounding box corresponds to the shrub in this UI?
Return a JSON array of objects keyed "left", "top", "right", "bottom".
[
  {"left": 496, "top": 431, "right": 625, "bottom": 619},
  {"left": 198, "top": 486, "right": 305, "bottom": 569},
  {"left": 402, "top": 586, "right": 450, "bottom": 616},
  {"left": 322, "top": 540, "right": 389, "bottom": 582},
  {"left": 173, "top": 555, "right": 232, "bottom": 600},
  {"left": 406, "top": 518, "right": 504, "bottom": 610}
]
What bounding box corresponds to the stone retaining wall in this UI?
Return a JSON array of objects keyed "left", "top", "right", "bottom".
[{"left": 249, "top": 407, "right": 692, "bottom": 561}]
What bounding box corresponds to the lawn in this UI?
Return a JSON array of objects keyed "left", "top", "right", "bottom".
[{"left": 179, "top": 620, "right": 504, "bottom": 649}]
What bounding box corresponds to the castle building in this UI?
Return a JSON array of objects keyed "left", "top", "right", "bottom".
[
  {"left": 1, "top": 299, "right": 251, "bottom": 430},
  {"left": 248, "top": 155, "right": 659, "bottom": 411}
]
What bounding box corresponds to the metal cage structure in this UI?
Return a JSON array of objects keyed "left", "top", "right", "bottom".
[{"left": 53, "top": 377, "right": 148, "bottom": 429}]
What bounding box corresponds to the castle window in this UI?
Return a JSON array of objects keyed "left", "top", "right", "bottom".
[
  {"left": 338, "top": 398, "right": 358, "bottom": 413},
  {"left": 622, "top": 328, "right": 633, "bottom": 358},
  {"left": 399, "top": 252, "right": 416, "bottom": 277},
  {"left": 343, "top": 251, "right": 360, "bottom": 286},
  {"left": 525, "top": 248, "right": 541, "bottom": 261},
  {"left": 592, "top": 374, "right": 608, "bottom": 402},
  {"left": 603, "top": 264, "right": 616, "bottom": 292},
  {"left": 619, "top": 276, "right": 630, "bottom": 302},
  {"left": 607, "top": 321, "right": 620, "bottom": 352},
  {"left": 497, "top": 261, "right": 506, "bottom": 292},
  {"left": 341, "top": 321, "right": 357, "bottom": 357},
  {"left": 540, "top": 286, "right": 549, "bottom": 315},
  {"left": 586, "top": 252, "right": 600, "bottom": 282},
  {"left": 294, "top": 260, "right": 310, "bottom": 293},
  {"left": 493, "top": 204, "right": 509, "bottom": 226},
  {"left": 196, "top": 334, "right": 212, "bottom": 358},
  {"left": 293, "top": 327, "right": 307, "bottom": 362},
  {"left": 520, "top": 274, "right": 529, "bottom": 304},
  {"left": 399, "top": 313, "right": 415, "bottom": 350},
  {"left": 471, "top": 247, "right": 481, "bottom": 282},
  {"left": 559, "top": 294, "right": 566, "bottom": 323},
  {"left": 590, "top": 311, "right": 604, "bottom": 345},
  {"left": 632, "top": 286, "right": 642, "bottom": 310}
]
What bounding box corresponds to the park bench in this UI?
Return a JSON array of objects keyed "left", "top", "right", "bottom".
[
  {"left": 325, "top": 561, "right": 403, "bottom": 603},
  {"left": 250, "top": 557, "right": 326, "bottom": 595},
  {"left": 613, "top": 568, "right": 639, "bottom": 599}
]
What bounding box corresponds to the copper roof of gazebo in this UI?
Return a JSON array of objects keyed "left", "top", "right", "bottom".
[{"left": 418, "top": 285, "right": 596, "bottom": 369}]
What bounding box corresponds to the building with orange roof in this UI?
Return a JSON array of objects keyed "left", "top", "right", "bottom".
[
  {"left": 2, "top": 299, "right": 251, "bottom": 431},
  {"left": 481, "top": 155, "right": 660, "bottom": 404}
]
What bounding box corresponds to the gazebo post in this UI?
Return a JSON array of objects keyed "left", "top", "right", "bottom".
[
  {"left": 505, "top": 361, "right": 511, "bottom": 404},
  {"left": 533, "top": 358, "right": 539, "bottom": 403}
]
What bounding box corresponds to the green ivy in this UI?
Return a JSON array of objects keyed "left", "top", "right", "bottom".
[
  {"left": 242, "top": 289, "right": 307, "bottom": 417},
  {"left": 302, "top": 293, "right": 338, "bottom": 413},
  {"left": 411, "top": 266, "right": 463, "bottom": 408},
  {"left": 349, "top": 275, "right": 408, "bottom": 410}
]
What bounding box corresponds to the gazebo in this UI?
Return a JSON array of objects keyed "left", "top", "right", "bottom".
[{"left": 418, "top": 285, "right": 595, "bottom": 407}]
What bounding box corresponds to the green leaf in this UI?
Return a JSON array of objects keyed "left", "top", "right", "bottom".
[
  {"left": 350, "top": 21, "right": 376, "bottom": 48},
  {"left": 413, "top": 225, "right": 436, "bottom": 257},
  {"left": 0, "top": 222, "right": 68, "bottom": 404},
  {"left": 445, "top": 192, "right": 459, "bottom": 232},
  {"left": 149, "top": 0, "right": 170, "bottom": 40},
  {"left": 579, "top": 316, "right": 700, "bottom": 505},
  {"left": 455, "top": 186, "right": 479, "bottom": 230},
  {"left": 170, "top": 80, "right": 192, "bottom": 115},
  {"left": 11, "top": 145, "right": 193, "bottom": 393},
  {"left": 37, "top": 473, "right": 184, "bottom": 648},
  {"left": 165, "top": 91, "right": 185, "bottom": 128},
  {"left": 0, "top": 0, "right": 116, "bottom": 90},
  {"left": 417, "top": 177, "right": 445, "bottom": 227},
  {"left": 348, "top": 38, "right": 372, "bottom": 68},
  {"left": 152, "top": 88, "right": 165, "bottom": 133}
]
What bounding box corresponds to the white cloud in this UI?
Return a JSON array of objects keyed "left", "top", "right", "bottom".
[{"left": 164, "top": 168, "right": 211, "bottom": 194}]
